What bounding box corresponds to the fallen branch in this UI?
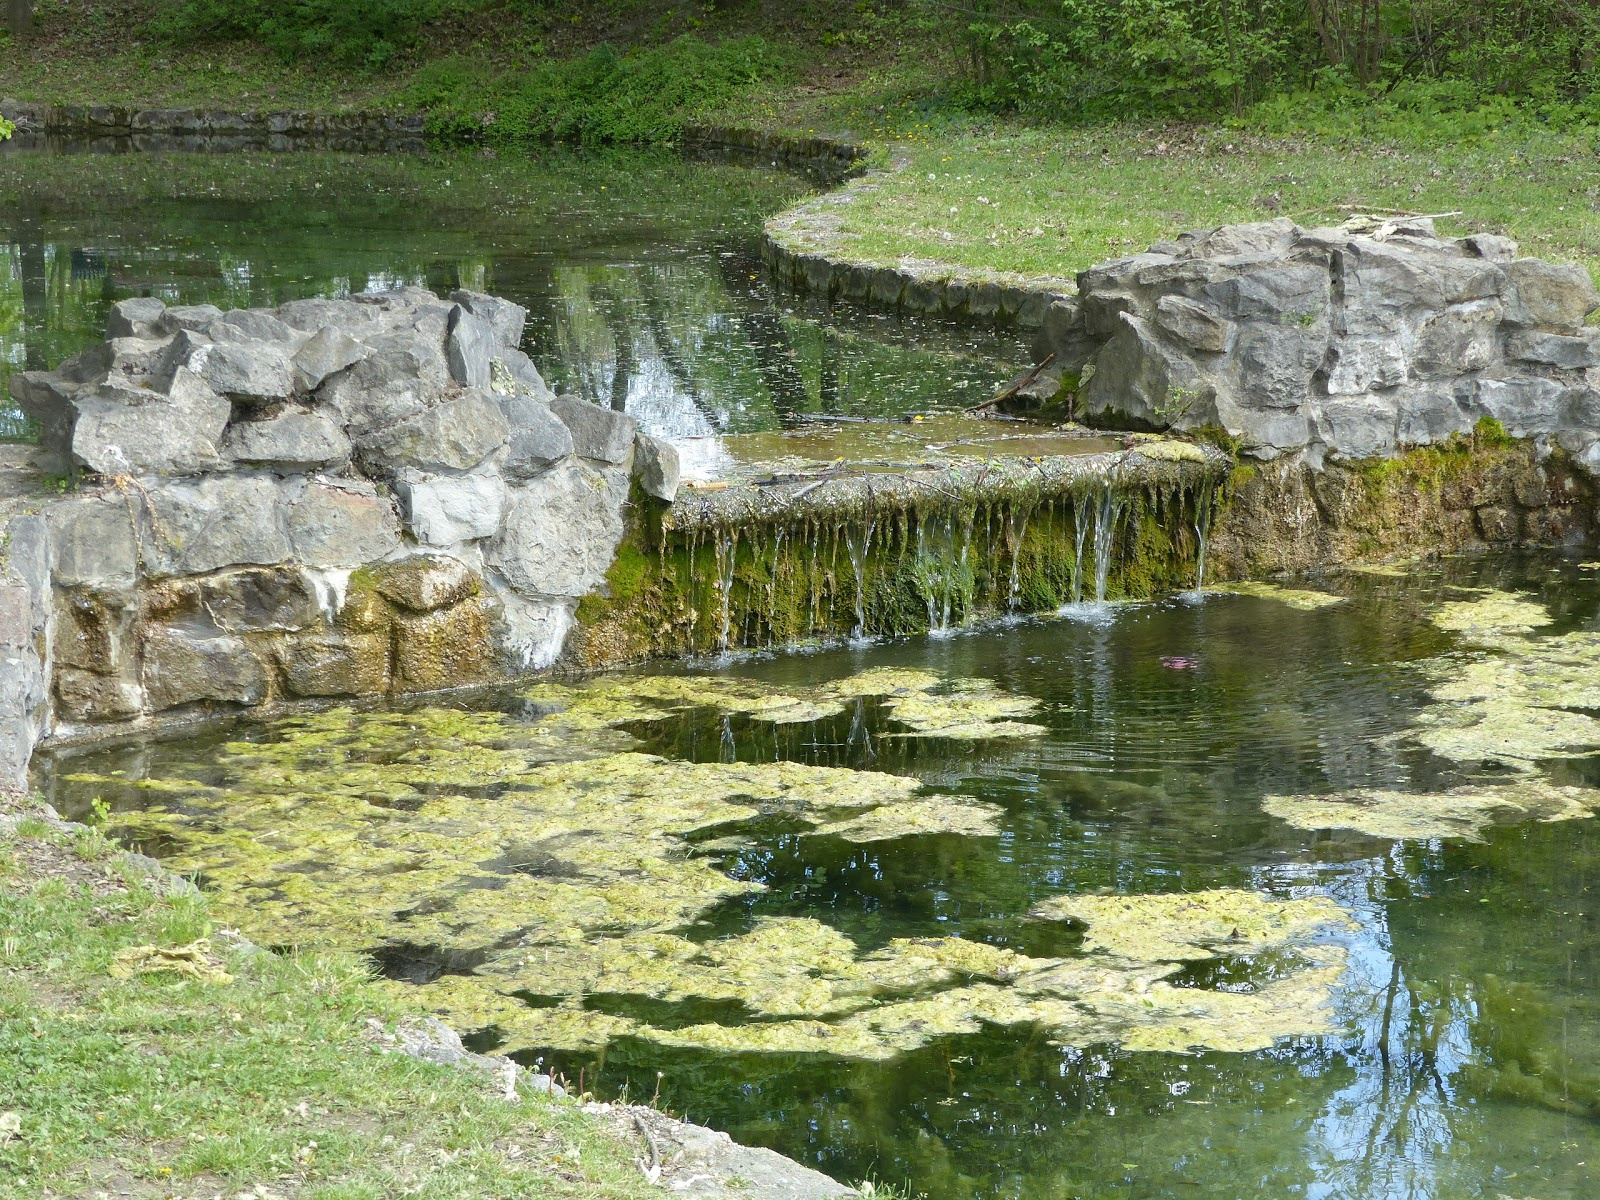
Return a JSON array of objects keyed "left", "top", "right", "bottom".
[{"left": 968, "top": 353, "right": 1056, "bottom": 414}]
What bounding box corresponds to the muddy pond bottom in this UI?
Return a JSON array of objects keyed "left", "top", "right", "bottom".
[{"left": 40, "top": 552, "right": 1600, "bottom": 1200}]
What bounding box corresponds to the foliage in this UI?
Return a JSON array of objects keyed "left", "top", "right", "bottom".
[
  {"left": 146, "top": 0, "right": 472, "bottom": 71},
  {"left": 414, "top": 35, "right": 791, "bottom": 144},
  {"left": 902, "top": 0, "right": 1600, "bottom": 122}
]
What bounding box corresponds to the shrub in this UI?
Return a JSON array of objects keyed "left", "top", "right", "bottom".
[{"left": 148, "top": 0, "right": 455, "bottom": 71}]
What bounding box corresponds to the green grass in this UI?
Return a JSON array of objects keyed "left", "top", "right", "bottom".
[
  {"left": 761, "top": 108, "right": 1600, "bottom": 287},
  {"left": 0, "top": 814, "right": 657, "bottom": 1200}
]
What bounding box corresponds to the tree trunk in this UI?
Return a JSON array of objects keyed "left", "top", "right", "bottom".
[{"left": 8, "top": 0, "right": 33, "bottom": 40}]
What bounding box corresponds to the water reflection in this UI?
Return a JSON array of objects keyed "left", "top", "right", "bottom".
[
  {"left": 39, "top": 553, "right": 1600, "bottom": 1199},
  {"left": 0, "top": 144, "right": 1026, "bottom": 449}
]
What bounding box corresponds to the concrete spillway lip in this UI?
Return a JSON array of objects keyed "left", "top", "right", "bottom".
[{"left": 663, "top": 424, "right": 1228, "bottom": 532}]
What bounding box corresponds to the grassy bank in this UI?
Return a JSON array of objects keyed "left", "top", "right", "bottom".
[{"left": 0, "top": 799, "right": 656, "bottom": 1200}]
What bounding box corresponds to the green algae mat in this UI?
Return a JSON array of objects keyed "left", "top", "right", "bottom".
[{"left": 44, "top": 552, "right": 1600, "bottom": 1199}]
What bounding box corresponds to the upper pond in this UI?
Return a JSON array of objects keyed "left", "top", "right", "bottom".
[
  {"left": 39, "top": 553, "right": 1600, "bottom": 1200},
  {"left": 0, "top": 141, "right": 1027, "bottom": 476}
]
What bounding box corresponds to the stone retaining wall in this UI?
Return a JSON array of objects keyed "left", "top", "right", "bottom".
[
  {"left": 5, "top": 289, "right": 683, "bottom": 768},
  {"left": 0, "top": 100, "right": 427, "bottom": 152}
]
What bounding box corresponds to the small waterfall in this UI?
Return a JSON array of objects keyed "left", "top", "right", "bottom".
[
  {"left": 1192, "top": 486, "right": 1214, "bottom": 590},
  {"left": 1006, "top": 506, "right": 1031, "bottom": 611},
  {"left": 713, "top": 530, "right": 738, "bottom": 651},
  {"left": 916, "top": 522, "right": 939, "bottom": 630},
  {"left": 1071, "top": 496, "right": 1090, "bottom": 605},
  {"left": 844, "top": 518, "right": 875, "bottom": 640},
  {"left": 1092, "top": 484, "right": 1122, "bottom": 604}
]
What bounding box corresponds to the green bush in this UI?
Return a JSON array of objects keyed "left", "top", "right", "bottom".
[
  {"left": 413, "top": 35, "right": 792, "bottom": 145},
  {"left": 148, "top": 0, "right": 455, "bottom": 71},
  {"left": 913, "top": 0, "right": 1600, "bottom": 123}
]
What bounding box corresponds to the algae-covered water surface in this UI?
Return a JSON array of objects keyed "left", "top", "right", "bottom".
[{"left": 40, "top": 551, "right": 1600, "bottom": 1199}]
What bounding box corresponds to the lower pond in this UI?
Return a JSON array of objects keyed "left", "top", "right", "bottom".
[
  {"left": 39, "top": 552, "right": 1600, "bottom": 1200},
  {"left": 0, "top": 141, "right": 1026, "bottom": 470}
]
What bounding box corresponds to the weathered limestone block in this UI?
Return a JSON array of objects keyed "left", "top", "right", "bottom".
[
  {"left": 183, "top": 567, "right": 325, "bottom": 633},
  {"left": 1506, "top": 330, "right": 1600, "bottom": 370},
  {"left": 286, "top": 479, "right": 401, "bottom": 568},
  {"left": 55, "top": 667, "right": 142, "bottom": 723},
  {"left": 1318, "top": 396, "right": 1397, "bottom": 459},
  {"left": 633, "top": 433, "right": 681, "bottom": 502},
  {"left": 212, "top": 309, "right": 306, "bottom": 347},
  {"left": 1410, "top": 300, "right": 1501, "bottom": 379},
  {"left": 1336, "top": 242, "right": 1446, "bottom": 336},
  {"left": 142, "top": 627, "right": 268, "bottom": 711},
  {"left": 222, "top": 407, "right": 351, "bottom": 471},
  {"left": 68, "top": 367, "right": 231, "bottom": 476},
  {"left": 317, "top": 338, "right": 449, "bottom": 436},
  {"left": 1081, "top": 314, "right": 1213, "bottom": 431},
  {"left": 501, "top": 395, "right": 574, "bottom": 481},
  {"left": 279, "top": 632, "right": 390, "bottom": 697},
  {"left": 550, "top": 397, "right": 637, "bottom": 465},
  {"left": 158, "top": 303, "right": 225, "bottom": 334},
  {"left": 1153, "top": 295, "right": 1231, "bottom": 353},
  {"left": 275, "top": 297, "right": 382, "bottom": 334},
  {"left": 205, "top": 339, "right": 297, "bottom": 403},
  {"left": 139, "top": 475, "right": 292, "bottom": 578},
  {"left": 1325, "top": 337, "right": 1406, "bottom": 395},
  {"left": 1397, "top": 382, "right": 1478, "bottom": 445},
  {"left": 0, "top": 557, "right": 51, "bottom": 788},
  {"left": 451, "top": 289, "right": 527, "bottom": 352},
  {"left": 1503, "top": 259, "right": 1599, "bottom": 332},
  {"left": 371, "top": 554, "right": 479, "bottom": 612},
  {"left": 362, "top": 390, "right": 509, "bottom": 473},
  {"left": 491, "top": 590, "right": 574, "bottom": 671},
  {"left": 446, "top": 305, "right": 495, "bottom": 388},
  {"left": 292, "top": 326, "right": 371, "bottom": 390},
  {"left": 53, "top": 587, "right": 136, "bottom": 674},
  {"left": 9, "top": 372, "right": 81, "bottom": 474},
  {"left": 42, "top": 495, "right": 139, "bottom": 588},
  {"left": 498, "top": 348, "right": 556, "bottom": 402},
  {"left": 488, "top": 463, "right": 629, "bottom": 598},
  {"left": 392, "top": 598, "right": 496, "bottom": 691},
  {"left": 395, "top": 470, "right": 506, "bottom": 545},
  {"left": 1475, "top": 373, "right": 1567, "bottom": 438},
  {"left": 106, "top": 296, "right": 166, "bottom": 339}
]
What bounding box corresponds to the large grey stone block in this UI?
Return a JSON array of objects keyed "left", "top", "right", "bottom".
[
  {"left": 142, "top": 627, "right": 268, "bottom": 711},
  {"left": 396, "top": 470, "right": 506, "bottom": 545},
  {"left": 222, "top": 407, "right": 351, "bottom": 471},
  {"left": 446, "top": 305, "right": 495, "bottom": 389},
  {"left": 287, "top": 479, "right": 401, "bottom": 568},
  {"left": 550, "top": 397, "right": 637, "bottom": 465},
  {"left": 488, "top": 463, "right": 629, "bottom": 598}
]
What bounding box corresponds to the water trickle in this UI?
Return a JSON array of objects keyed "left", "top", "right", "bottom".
[
  {"left": 714, "top": 530, "right": 739, "bottom": 652},
  {"left": 1093, "top": 484, "right": 1122, "bottom": 604},
  {"left": 1007, "top": 505, "right": 1032, "bottom": 611},
  {"left": 844, "top": 517, "right": 876, "bottom": 640},
  {"left": 1071, "top": 496, "right": 1090, "bottom": 605},
  {"left": 1193, "top": 486, "right": 1215, "bottom": 591}
]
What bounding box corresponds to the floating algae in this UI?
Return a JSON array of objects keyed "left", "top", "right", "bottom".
[
  {"left": 527, "top": 664, "right": 1048, "bottom": 741},
  {"left": 1260, "top": 590, "right": 1600, "bottom": 839},
  {"left": 1211, "top": 582, "right": 1347, "bottom": 609},
  {"left": 80, "top": 695, "right": 1350, "bottom": 1064},
  {"left": 1263, "top": 780, "right": 1600, "bottom": 841},
  {"left": 1027, "top": 889, "right": 1355, "bottom": 962}
]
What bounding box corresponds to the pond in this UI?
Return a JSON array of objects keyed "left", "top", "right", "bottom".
[
  {"left": 39, "top": 551, "right": 1600, "bottom": 1200},
  {"left": 0, "top": 141, "right": 1028, "bottom": 474}
]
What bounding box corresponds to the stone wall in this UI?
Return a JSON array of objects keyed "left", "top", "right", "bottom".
[
  {"left": 1035, "top": 216, "right": 1600, "bottom": 470},
  {"left": 6, "top": 288, "right": 680, "bottom": 753},
  {"left": 0, "top": 100, "right": 427, "bottom": 152}
]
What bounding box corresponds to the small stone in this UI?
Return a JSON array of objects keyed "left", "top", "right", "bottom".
[
  {"left": 371, "top": 555, "right": 480, "bottom": 613},
  {"left": 632, "top": 434, "right": 680, "bottom": 502},
  {"left": 395, "top": 471, "right": 506, "bottom": 545},
  {"left": 502, "top": 394, "right": 574, "bottom": 480}
]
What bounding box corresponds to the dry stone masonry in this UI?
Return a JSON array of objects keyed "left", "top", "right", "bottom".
[
  {"left": 1037, "top": 216, "right": 1600, "bottom": 467},
  {"left": 5, "top": 286, "right": 681, "bottom": 758}
]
